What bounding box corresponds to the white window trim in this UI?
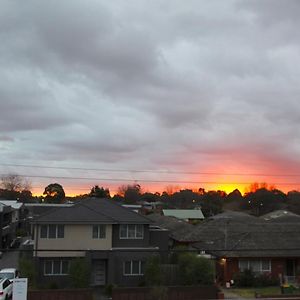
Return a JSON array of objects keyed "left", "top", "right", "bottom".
[
  {"left": 238, "top": 259, "right": 271, "bottom": 272},
  {"left": 123, "top": 260, "right": 144, "bottom": 276},
  {"left": 40, "top": 225, "right": 64, "bottom": 239},
  {"left": 119, "top": 224, "right": 144, "bottom": 239},
  {"left": 44, "top": 260, "right": 69, "bottom": 276},
  {"left": 92, "top": 224, "right": 106, "bottom": 239}
]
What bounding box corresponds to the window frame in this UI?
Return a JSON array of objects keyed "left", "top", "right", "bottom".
[
  {"left": 119, "top": 224, "right": 144, "bottom": 239},
  {"left": 44, "top": 259, "right": 69, "bottom": 276},
  {"left": 40, "top": 225, "right": 64, "bottom": 239},
  {"left": 123, "top": 260, "right": 144, "bottom": 276},
  {"left": 238, "top": 259, "right": 271, "bottom": 273},
  {"left": 92, "top": 224, "right": 106, "bottom": 239}
]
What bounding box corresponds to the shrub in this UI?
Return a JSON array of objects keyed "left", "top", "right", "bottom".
[
  {"left": 18, "top": 257, "right": 37, "bottom": 288},
  {"left": 144, "top": 255, "right": 162, "bottom": 286},
  {"left": 234, "top": 270, "right": 278, "bottom": 287},
  {"left": 234, "top": 269, "right": 256, "bottom": 287},
  {"left": 178, "top": 253, "right": 215, "bottom": 285},
  {"left": 68, "top": 258, "right": 90, "bottom": 288}
]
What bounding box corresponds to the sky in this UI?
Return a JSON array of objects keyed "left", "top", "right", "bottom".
[{"left": 1, "top": 0, "right": 300, "bottom": 196}]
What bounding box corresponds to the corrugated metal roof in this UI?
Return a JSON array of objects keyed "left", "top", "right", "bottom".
[{"left": 163, "top": 209, "right": 204, "bottom": 220}]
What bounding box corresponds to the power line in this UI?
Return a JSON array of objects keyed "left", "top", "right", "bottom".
[
  {"left": 1, "top": 163, "right": 300, "bottom": 177},
  {"left": 1, "top": 173, "right": 300, "bottom": 186}
]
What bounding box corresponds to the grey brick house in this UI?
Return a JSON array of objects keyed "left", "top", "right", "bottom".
[{"left": 31, "top": 198, "right": 169, "bottom": 287}]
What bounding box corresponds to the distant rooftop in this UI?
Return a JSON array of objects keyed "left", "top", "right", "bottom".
[{"left": 163, "top": 209, "right": 204, "bottom": 220}]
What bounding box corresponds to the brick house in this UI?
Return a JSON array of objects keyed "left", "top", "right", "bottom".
[
  {"left": 191, "top": 213, "right": 300, "bottom": 285},
  {"left": 31, "top": 198, "right": 169, "bottom": 287},
  {"left": 149, "top": 210, "right": 300, "bottom": 285}
]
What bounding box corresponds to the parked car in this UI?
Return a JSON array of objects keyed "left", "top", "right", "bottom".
[
  {"left": 9, "top": 237, "right": 21, "bottom": 249},
  {"left": 0, "top": 278, "right": 12, "bottom": 300},
  {"left": 0, "top": 268, "right": 19, "bottom": 282}
]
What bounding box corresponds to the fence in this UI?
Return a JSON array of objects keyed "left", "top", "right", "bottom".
[
  {"left": 27, "top": 288, "right": 93, "bottom": 300},
  {"left": 112, "top": 285, "right": 222, "bottom": 300}
]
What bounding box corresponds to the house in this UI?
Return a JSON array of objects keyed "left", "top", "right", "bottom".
[
  {"left": 149, "top": 210, "right": 300, "bottom": 286},
  {"left": 162, "top": 209, "right": 204, "bottom": 223},
  {"left": 190, "top": 213, "right": 300, "bottom": 285},
  {"left": 0, "top": 203, "right": 13, "bottom": 249},
  {"left": 31, "top": 198, "right": 169, "bottom": 287}
]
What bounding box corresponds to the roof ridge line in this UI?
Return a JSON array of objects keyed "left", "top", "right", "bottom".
[{"left": 78, "top": 200, "right": 119, "bottom": 223}]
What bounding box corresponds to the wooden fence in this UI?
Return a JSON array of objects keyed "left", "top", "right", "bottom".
[{"left": 27, "top": 288, "right": 93, "bottom": 300}]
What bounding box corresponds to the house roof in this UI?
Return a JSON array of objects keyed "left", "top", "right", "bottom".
[
  {"left": 32, "top": 198, "right": 152, "bottom": 225},
  {"left": 192, "top": 222, "right": 300, "bottom": 258},
  {"left": 260, "top": 210, "right": 300, "bottom": 222},
  {"left": 0, "top": 200, "right": 23, "bottom": 210},
  {"left": 163, "top": 209, "right": 204, "bottom": 220},
  {"left": 147, "top": 213, "right": 194, "bottom": 241}
]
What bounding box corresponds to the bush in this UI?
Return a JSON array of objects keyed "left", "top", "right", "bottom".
[
  {"left": 68, "top": 258, "right": 90, "bottom": 288},
  {"left": 234, "top": 269, "right": 256, "bottom": 287},
  {"left": 178, "top": 253, "right": 215, "bottom": 285},
  {"left": 234, "top": 270, "right": 279, "bottom": 287},
  {"left": 104, "top": 284, "right": 117, "bottom": 296},
  {"left": 144, "top": 255, "right": 162, "bottom": 286},
  {"left": 18, "top": 257, "right": 37, "bottom": 288}
]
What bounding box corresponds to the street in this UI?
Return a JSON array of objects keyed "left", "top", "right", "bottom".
[{"left": 0, "top": 250, "right": 19, "bottom": 270}]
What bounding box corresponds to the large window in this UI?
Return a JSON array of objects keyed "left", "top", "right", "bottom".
[
  {"left": 44, "top": 260, "right": 69, "bottom": 275},
  {"left": 119, "top": 224, "right": 144, "bottom": 239},
  {"left": 123, "top": 260, "right": 145, "bottom": 276},
  {"left": 92, "top": 225, "right": 106, "bottom": 239},
  {"left": 239, "top": 259, "right": 271, "bottom": 272},
  {"left": 40, "top": 225, "right": 64, "bottom": 239}
]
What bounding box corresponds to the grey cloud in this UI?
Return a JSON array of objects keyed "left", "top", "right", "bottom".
[{"left": 1, "top": 0, "right": 300, "bottom": 191}]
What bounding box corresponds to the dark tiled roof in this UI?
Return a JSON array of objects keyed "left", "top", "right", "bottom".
[
  {"left": 192, "top": 222, "right": 300, "bottom": 258},
  {"left": 32, "top": 198, "right": 152, "bottom": 224},
  {"left": 146, "top": 213, "right": 194, "bottom": 241}
]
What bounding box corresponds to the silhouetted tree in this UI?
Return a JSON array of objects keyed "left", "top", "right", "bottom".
[
  {"left": 89, "top": 185, "right": 110, "bottom": 198},
  {"left": 244, "top": 188, "right": 286, "bottom": 216},
  {"left": 200, "top": 191, "right": 225, "bottom": 217},
  {"left": 0, "top": 174, "right": 32, "bottom": 201},
  {"left": 117, "top": 184, "right": 141, "bottom": 204},
  {"left": 43, "top": 183, "right": 65, "bottom": 204}
]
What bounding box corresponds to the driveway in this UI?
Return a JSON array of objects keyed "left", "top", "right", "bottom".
[{"left": 0, "top": 250, "right": 19, "bottom": 270}]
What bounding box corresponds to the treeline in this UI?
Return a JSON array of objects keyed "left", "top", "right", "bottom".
[
  {"left": 77, "top": 183, "right": 300, "bottom": 217},
  {"left": 1, "top": 174, "right": 300, "bottom": 217}
]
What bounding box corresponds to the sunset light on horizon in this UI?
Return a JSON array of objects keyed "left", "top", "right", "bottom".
[{"left": 2, "top": 1, "right": 300, "bottom": 200}]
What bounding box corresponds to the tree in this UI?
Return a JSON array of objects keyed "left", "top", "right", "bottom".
[
  {"left": 69, "top": 258, "right": 90, "bottom": 288},
  {"left": 89, "top": 185, "right": 110, "bottom": 198},
  {"left": 0, "top": 174, "right": 32, "bottom": 201},
  {"left": 144, "top": 255, "right": 162, "bottom": 286},
  {"left": 19, "top": 257, "right": 37, "bottom": 288},
  {"left": 244, "top": 188, "right": 286, "bottom": 216},
  {"left": 178, "top": 253, "right": 215, "bottom": 285},
  {"left": 200, "top": 191, "right": 224, "bottom": 216},
  {"left": 117, "top": 184, "right": 142, "bottom": 204},
  {"left": 43, "top": 183, "right": 65, "bottom": 204}
]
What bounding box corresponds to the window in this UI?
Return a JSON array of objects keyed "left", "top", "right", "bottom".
[
  {"left": 44, "top": 260, "right": 69, "bottom": 275},
  {"left": 239, "top": 259, "right": 271, "bottom": 273},
  {"left": 261, "top": 260, "right": 271, "bottom": 272},
  {"left": 40, "top": 225, "right": 64, "bottom": 239},
  {"left": 119, "top": 224, "right": 144, "bottom": 239},
  {"left": 92, "top": 225, "right": 106, "bottom": 239},
  {"left": 123, "top": 260, "right": 144, "bottom": 276}
]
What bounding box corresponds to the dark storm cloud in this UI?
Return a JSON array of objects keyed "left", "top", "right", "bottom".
[{"left": 1, "top": 0, "right": 300, "bottom": 185}]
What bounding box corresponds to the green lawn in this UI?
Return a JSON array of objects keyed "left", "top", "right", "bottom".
[{"left": 230, "top": 286, "right": 282, "bottom": 298}]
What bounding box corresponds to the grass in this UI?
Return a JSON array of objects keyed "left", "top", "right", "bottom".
[{"left": 229, "top": 286, "right": 282, "bottom": 298}]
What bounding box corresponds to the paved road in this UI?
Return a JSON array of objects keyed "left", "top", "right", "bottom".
[{"left": 0, "top": 250, "right": 19, "bottom": 270}]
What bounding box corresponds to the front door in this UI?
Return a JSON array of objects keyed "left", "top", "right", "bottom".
[
  {"left": 286, "top": 259, "right": 296, "bottom": 281},
  {"left": 91, "top": 260, "right": 106, "bottom": 286}
]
